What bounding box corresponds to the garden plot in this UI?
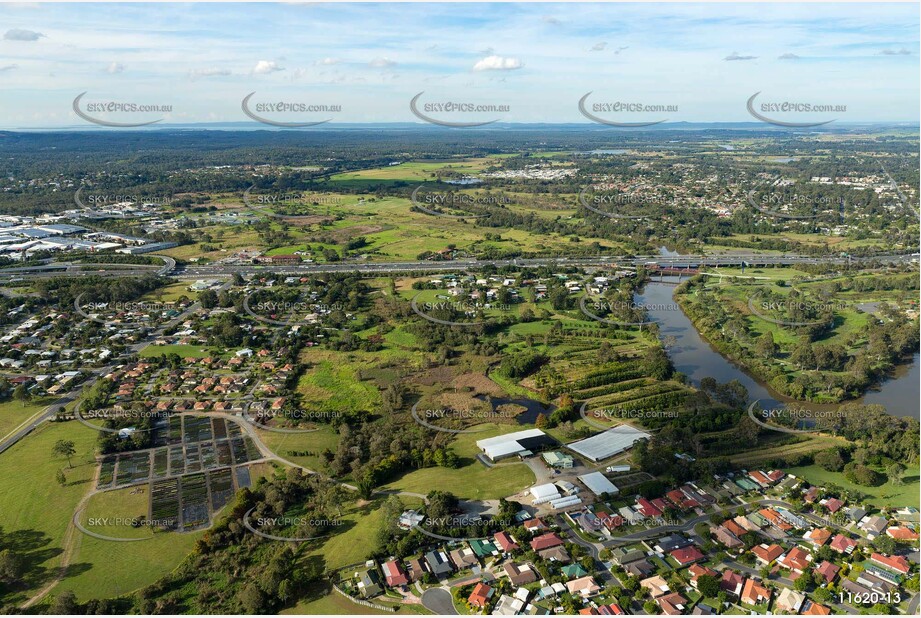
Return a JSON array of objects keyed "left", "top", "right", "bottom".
[
  {"left": 113, "top": 450, "right": 152, "bottom": 485},
  {"left": 208, "top": 468, "right": 235, "bottom": 512},
  {"left": 96, "top": 456, "right": 116, "bottom": 489},
  {"left": 168, "top": 445, "right": 185, "bottom": 475},
  {"left": 153, "top": 448, "right": 168, "bottom": 476},
  {"left": 180, "top": 473, "right": 210, "bottom": 530},
  {"left": 182, "top": 415, "right": 213, "bottom": 443},
  {"left": 212, "top": 417, "right": 228, "bottom": 440},
  {"left": 150, "top": 477, "right": 180, "bottom": 529},
  {"left": 167, "top": 415, "right": 183, "bottom": 444},
  {"left": 185, "top": 442, "right": 202, "bottom": 472}
]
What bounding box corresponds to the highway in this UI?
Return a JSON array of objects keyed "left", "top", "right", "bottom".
[
  {"left": 171, "top": 252, "right": 918, "bottom": 279},
  {"left": 1, "top": 252, "right": 915, "bottom": 282}
]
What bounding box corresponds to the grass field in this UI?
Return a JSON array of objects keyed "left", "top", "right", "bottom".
[
  {"left": 57, "top": 526, "right": 203, "bottom": 602},
  {"left": 0, "top": 421, "right": 98, "bottom": 605},
  {"left": 381, "top": 424, "right": 535, "bottom": 500},
  {"left": 283, "top": 583, "right": 429, "bottom": 615},
  {"left": 0, "top": 398, "right": 55, "bottom": 443},
  {"left": 255, "top": 426, "right": 341, "bottom": 472},
  {"left": 297, "top": 360, "right": 382, "bottom": 416},
  {"left": 80, "top": 487, "right": 153, "bottom": 540},
  {"left": 787, "top": 462, "right": 921, "bottom": 509}
]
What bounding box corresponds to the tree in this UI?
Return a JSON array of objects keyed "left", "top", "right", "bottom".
[
  {"left": 887, "top": 463, "right": 905, "bottom": 485},
  {"left": 535, "top": 413, "right": 548, "bottom": 429},
  {"left": 56, "top": 469, "right": 67, "bottom": 486},
  {"left": 50, "top": 590, "right": 79, "bottom": 614},
  {"left": 793, "top": 571, "right": 811, "bottom": 592},
  {"left": 52, "top": 439, "right": 77, "bottom": 468},
  {"left": 814, "top": 448, "right": 845, "bottom": 472},
  {"left": 755, "top": 332, "right": 777, "bottom": 359},
  {"left": 12, "top": 383, "right": 28, "bottom": 405},
  {"left": 0, "top": 549, "right": 24, "bottom": 585},
  {"left": 697, "top": 574, "right": 720, "bottom": 598}
]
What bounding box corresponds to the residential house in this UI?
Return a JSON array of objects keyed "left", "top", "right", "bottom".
[
  {"left": 778, "top": 546, "right": 811, "bottom": 574},
  {"left": 565, "top": 576, "right": 600, "bottom": 599},
  {"left": 752, "top": 544, "right": 784, "bottom": 565},
  {"left": 503, "top": 562, "right": 538, "bottom": 586},
  {"left": 355, "top": 568, "right": 383, "bottom": 598},
  {"left": 775, "top": 588, "right": 806, "bottom": 613},
  {"left": 740, "top": 579, "right": 771, "bottom": 606},
  {"left": 815, "top": 561, "right": 840, "bottom": 584},
  {"left": 720, "top": 571, "right": 745, "bottom": 596},
  {"left": 468, "top": 582, "right": 493, "bottom": 608},
  {"left": 449, "top": 546, "right": 479, "bottom": 570},
  {"left": 424, "top": 550, "right": 454, "bottom": 578},
  {"left": 382, "top": 560, "right": 409, "bottom": 587},
  {"left": 640, "top": 575, "right": 670, "bottom": 598}
]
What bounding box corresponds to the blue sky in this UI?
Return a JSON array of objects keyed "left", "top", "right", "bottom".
[{"left": 0, "top": 2, "right": 918, "bottom": 127}]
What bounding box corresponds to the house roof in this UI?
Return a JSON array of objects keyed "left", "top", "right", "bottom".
[
  {"left": 468, "top": 582, "right": 493, "bottom": 607},
  {"left": 780, "top": 546, "right": 811, "bottom": 571},
  {"left": 815, "top": 561, "right": 840, "bottom": 583},
  {"left": 741, "top": 579, "right": 771, "bottom": 605},
  {"left": 870, "top": 553, "right": 911, "bottom": 574},
  {"left": 530, "top": 532, "right": 564, "bottom": 551},
  {"left": 670, "top": 546, "right": 705, "bottom": 565},
  {"left": 752, "top": 544, "right": 784, "bottom": 563}
]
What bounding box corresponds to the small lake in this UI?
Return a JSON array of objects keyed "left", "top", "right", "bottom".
[{"left": 636, "top": 280, "right": 918, "bottom": 419}]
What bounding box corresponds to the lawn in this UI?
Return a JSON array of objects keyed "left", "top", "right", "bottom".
[
  {"left": 283, "top": 583, "right": 429, "bottom": 615},
  {"left": 0, "top": 398, "right": 55, "bottom": 443},
  {"left": 297, "top": 360, "right": 382, "bottom": 416},
  {"left": 255, "top": 426, "right": 341, "bottom": 473},
  {"left": 0, "top": 421, "right": 98, "bottom": 605},
  {"left": 787, "top": 462, "right": 921, "bottom": 509},
  {"left": 382, "top": 424, "right": 535, "bottom": 500},
  {"left": 57, "top": 527, "right": 203, "bottom": 602}
]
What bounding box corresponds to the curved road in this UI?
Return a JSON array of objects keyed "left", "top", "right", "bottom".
[{"left": 421, "top": 587, "right": 458, "bottom": 615}]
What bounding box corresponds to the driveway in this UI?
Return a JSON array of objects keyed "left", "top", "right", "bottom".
[{"left": 421, "top": 587, "right": 458, "bottom": 615}]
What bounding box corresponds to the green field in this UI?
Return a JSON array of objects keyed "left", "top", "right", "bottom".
[
  {"left": 0, "top": 421, "right": 98, "bottom": 605},
  {"left": 787, "top": 462, "right": 921, "bottom": 509},
  {"left": 381, "top": 424, "right": 535, "bottom": 500},
  {"left": 0, "top": 398, "right": 54, "bottom": 443}
]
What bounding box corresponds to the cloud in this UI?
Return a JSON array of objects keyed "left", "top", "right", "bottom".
[
  {"left": 253, "top": 60, "right": 284, "bottom": 74},
  {"left": 590, "top": 42, "right": 607, "bottom": 52},
  {"left": 315, "top": 57, "right": 341, "bottom": 66},
  {"left": 369, "top": 57, "right": 396, "bottom": 68},
  {"left": 472, "top": 55, "right": 523, "bottom": 71},
  {"left": 0, "top": 64, "right": 18, "bottom": 72},
  {"left": 614, "top": 46, "right": 628, "bottom": 54},
  {"left": 542, "top": 16, "right": 561, "bottom": 25},
  {"left": 106, "top": 62, "right": 124, "bottom": 74},
  {"left": 878, "top": 48, "right": 910, "bottom": 56},
  {"left": 4, "top": 28, "right": 44, "bottom": 41},
  {"left": 188, "top": 67, "right": 232, "bottom": 80},
  {"left": 778, "top": 53, "right": 800, "bottom": 60},
  {"left": 724, "top": 51, "right": 757, "bottom": 61},
  {"left": 479, "top": 47, "right": 494, "bottom": 56}
]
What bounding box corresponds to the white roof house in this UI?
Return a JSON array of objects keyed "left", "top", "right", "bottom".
[
  {"left": 530, "top": 483, "right": 562, "bottom": 504},
  {"left": 578, "top": 471, "right": 620, "bottom": 497},
  {"left": 567, "top": 425, "right": 651, "bottom": 462},
  {"left": 476, "top": 428, "right": 549, "bottom": 461}
]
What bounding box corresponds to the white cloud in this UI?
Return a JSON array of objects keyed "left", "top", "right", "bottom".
[
  {"left": 724, "top": 51, "right": 757, "bottom": 61},
  {"left": 315, "top": 57, "right": 341, "bottom": 66},
  {"left": 369, "top": 57, "right": 396, "bottom": 68},
  {"left": 879, "top": 48, "right": 910, "bottom": 56},
  {"left": 614, "top": 46, "right": 628, "bottom": 55},
  {"left": 4, "top": 28, "right": 44, "bottom": 41},
  {"left": 543, "top": 16, "right": 561, "bottom": 25},
  {"left": 591, "top": 42, "right": 607, "bottom": 52},
  {"left": 472, "top": 55, "right": 523, "bottom": 71},
  {"left": 778, "top": 53, "right": 800, "bottom": 60},
  {"left": 106, "top": 62, "right": 124, "bottom": 74},
  {"left": 0, "top": 64, "right": 18, "bottom": 72},
  {"left": 188, "top": 67, "right": 232, "bottom": 80},
  {"left": 253, "top": 60, "right": 284, "bottom": 74}
]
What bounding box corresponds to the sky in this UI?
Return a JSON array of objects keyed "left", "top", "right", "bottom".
[{"left": 0, "top": 2, "right": 918, "bottom": 128}]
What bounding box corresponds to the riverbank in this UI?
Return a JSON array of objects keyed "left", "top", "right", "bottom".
[{"left": 671, "top": 278, "right": 919, "bottom": 408}]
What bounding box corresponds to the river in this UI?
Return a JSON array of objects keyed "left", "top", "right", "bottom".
[{"left": 635, "top": 279, "right": 919, "bottom": 419}]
